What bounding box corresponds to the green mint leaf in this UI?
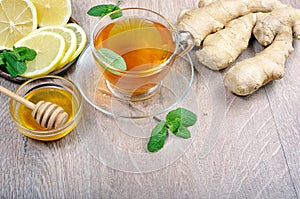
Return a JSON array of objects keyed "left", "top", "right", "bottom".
[
  {"left": 3, "top": 50, "right": 18, "bottom": 68},
  {"left": 15, "top": 61, "right": 27, "bottom": 74},
  {"left": 0, "top": 54, "right": 4, "bottom": 65},
  {"left": 13, "top": 46, "right": 37, "bottom": 61},
  {"left": 87, "top": 0, "right": 122, "bottom": 20},
  {"left": 10, "top": 51, "right": 22, "bottom": 61},
  {"left": 166, "top": 117, "right": 181, "bottom": 133},
  {"left": 87, "top": 4, "right": 115, "bottom": 17},
  {"left": 4, "top": 51, "right": 26, "bottom": 74},
  {"left": 96, "top": 48, "right": 126, "bottom": 72},
  {"left": 166, "top": 108, "right": 197, "bottom": 127},
  {"left": 147, "top": 121, "right": 168, "bottom": 152},
  {"left": 5, "top": 62, "right": 18, "bottom": 77},
  {"left": 173, "top": 125, "right": 191, "bottom": 139},
  {"left": 2, "top": 49, "right": 29, "bottom": 77},
  {"left": 110, "top": 6, "right": 122, "bottom": 19}
]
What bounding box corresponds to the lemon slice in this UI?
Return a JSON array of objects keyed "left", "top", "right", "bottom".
[
  {"left": 14, "top": 32, "right": 66, "bottom": 78},
  {"left": 65, "top": 23, "right": 87, "bottom": 61},
  {"left": 0, "top": 0, "right": 37, "bottom": 49},
  {"left": 33, "top": 26, "right": 77, "bottom": 69},
  {"left": 30, "top": 0, "right": 72, "bottom": 27}
]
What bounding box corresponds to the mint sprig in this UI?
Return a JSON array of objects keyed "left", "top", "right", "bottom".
[
  {"left": 147, "top": 108, "right": 197, "bottom": 152},
  {"left": 96, "top": 48, "right": 126, "bottom": 74},
  {"left": 0, "top": 46, "right": 37, "bottom": 77},
  {"left": 87, "top": 0, "right": 122, "bottom": 19}
]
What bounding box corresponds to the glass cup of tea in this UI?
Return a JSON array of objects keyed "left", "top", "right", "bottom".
[{"left": 91, "top": 7, "right": 195, "bottom": 101}]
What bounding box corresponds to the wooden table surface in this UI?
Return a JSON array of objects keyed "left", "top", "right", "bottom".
[{"left": 1, "top": 0, "right": 300, "bottom": 198}]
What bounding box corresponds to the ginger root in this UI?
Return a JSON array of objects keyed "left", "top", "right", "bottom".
[
  {"left": 253, "top": 6, "right": 300, "bottom": 46},
  {"left": 224, "top": 26, "right": 294, "bottom": 96},
  {"left": 177, "top": 0, "right": 299, "bottom": 96},
  {"left": 176, "top": 0, "right": 285, "bottom": 46},
  {"left": 224, "top": 5, "right": 300, "bottom": 96},
  {"left": 196, "top": 13, "right": 257, "bottom": 70}
]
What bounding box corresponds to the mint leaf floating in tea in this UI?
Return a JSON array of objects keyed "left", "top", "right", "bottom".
[
  {"left": 147, "top": 121, "right": 168, "bottom": 152},
  {"left": 87, "top": 0, "right": 122, "bottom": 19},
  {"left": 147, "top": 107, "right": 197, "bottom": 152},
  {"left": 0, "top": 46, "right": 37, "bottom": 77},
  {"left": 96, "top": 48, "right": 126, "bottom": 73}
]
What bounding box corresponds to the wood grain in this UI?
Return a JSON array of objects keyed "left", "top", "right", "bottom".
[{"left": 0, "top": 0, "right": 299, "bottom": 198}]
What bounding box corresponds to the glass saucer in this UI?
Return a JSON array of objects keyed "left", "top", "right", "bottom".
[
  {"left": 76, "top": 96, "right": 199, "bottom": 173},
  {"left": 75, "top": 46, "right": 194, "bottom": 118},
  {"left": 75, "top": 48, "right": 228, "bottom": 173}
]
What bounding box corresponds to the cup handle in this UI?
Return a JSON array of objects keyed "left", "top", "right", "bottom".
[{"left": 175, "top": 30, "right": 195, "bottom": 59}]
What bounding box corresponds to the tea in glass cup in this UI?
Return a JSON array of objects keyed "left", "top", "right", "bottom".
[{"left": 91, "top": 8, "right": 194, "bottom": 101}]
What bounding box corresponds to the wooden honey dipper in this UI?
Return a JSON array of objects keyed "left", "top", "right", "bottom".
[{"left": 0, "top": 85, "right": 69, "bottom": 129}]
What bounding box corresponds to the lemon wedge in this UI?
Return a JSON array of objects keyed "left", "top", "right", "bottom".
[
  {"left": 30, "top": 0, "right": 72, "bottom": 27},
  {"left": 14, "top": 32, "right": 66, "bottom": 78},
  {"left": 0, "top": 0, "right": 37, "bottom": 49},
  {"left": 65, "top": 23, "right": 87, "bottom": 61},
  {"left": 33, "top": 26, "right": 77, "bottom": 69}
]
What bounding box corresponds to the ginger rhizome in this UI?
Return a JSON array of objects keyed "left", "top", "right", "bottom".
[
  {"left": 196, "top": 13, "right": 256, "bottom": 70},
  {"left": 253, "top": 6, "right": 300, "bottom": 46},
  {"left": 224, "top": 5, "right": 299, "bottom": 96},
  {"left": 224, "top": 26, "right": 294, "bottom": 96},
  {"left": 176, "top": 0, "right": 285, "bottom": 46},
  {"left": 176, "top": 0, "right": 300, "bottom": 96}
]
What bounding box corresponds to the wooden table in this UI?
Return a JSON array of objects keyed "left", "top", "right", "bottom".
[{"left": 1, "top": 0, "right": 299, "bottom": 198}]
